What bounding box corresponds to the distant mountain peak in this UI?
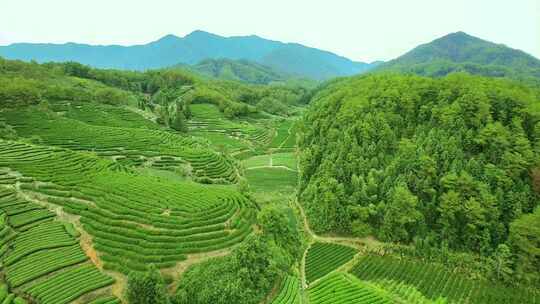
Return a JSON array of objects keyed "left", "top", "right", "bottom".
[
  {"left": 434, "top": 31, "right": 481, "bottom": 45},
  {"left": 446, "top": 31, "right": 470, "bottom": 37},
  {"left": 161, "top": 34, "right": 179, "bottom": 39},
  {"left": 374, "top": 31, "right": 540, "bottom": 80},
  {"left": 185, "top": 30, "right": 219, "bottom": 39},
  {"left": 155, "top": 34, "right": 180, "bottom": 43}
]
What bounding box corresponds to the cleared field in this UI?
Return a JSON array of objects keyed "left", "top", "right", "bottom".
[
  {"left": 350, "top": 255, "right": 539, "bottom": 304},
  {"left": 271, "top": 276, "right": 301, "bottom": 304},
  {"left": 309, "top": 272, "right": 392, "bottom": 304},
  {"left": 269, "top": 120, "right": 293, "bottom": 148},
  {"left": 191, "top": 131, "right": 249, "bottom": 151},
  {"left": 0, "top": 140, "right": 255, "bottom": 274},
  {"left": 243, "top": 154, "right": 272, "bottom": 168},
  {"left": 268, "top": 119, "right": 297, "bottom": 149},
  {"left": 245, "top": 167, "right": 297, "bottom": 192},
  {"left": 305, "top": 242, "right": 358, "bottom": 284},
  {"left": 281, "top": 123, "right": 297, "bottom": 148},
  {"left": 272, "top": 153, "right": 297, "bottom": 170},
  {"left": 1, "top": 108, "right": 238, "bottom": 183},
  {"left": 243, "top": 152, "right": 297, "bottom": 170}
]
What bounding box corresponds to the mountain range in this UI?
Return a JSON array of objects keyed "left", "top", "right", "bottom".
[
  {"left": 2, "top": 31, "right": 539, "bottom": 83},
  {"left": 0, "top": 30, "right": 379, "bottom": 80}
]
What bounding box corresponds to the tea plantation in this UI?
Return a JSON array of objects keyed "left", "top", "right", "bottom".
[{"left": 1, "top": 54, "right": 539, "bottom": 304}]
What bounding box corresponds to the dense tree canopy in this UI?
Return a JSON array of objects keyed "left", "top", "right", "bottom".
[
  {"left": 298, "top": 74, "right": 540, "bottom": 258},
  {"left": 0, "top": 58, "right": 140, "bottom": 107}
]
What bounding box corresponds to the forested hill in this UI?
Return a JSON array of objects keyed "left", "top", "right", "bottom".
[
  {"left": 183, "top": 58, "right": 292, "bottom": 84},
  {"left": 0, "top": 58, "right": 312, "bottom": 121},
  {"left": 0, "top": 30, "right": 379, "bottom": 80},
  {"left": 298, "top": 73, "right": 540, "bottom": 286},
  {"left": 374, "top": 32, "right": 540, "bottom": 82}
]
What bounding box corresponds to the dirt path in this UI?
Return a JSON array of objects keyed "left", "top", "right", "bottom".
[
  {"left": 294, "top": 198, "right": 314, "bottom": 302},
  {"left": 300, "top": 242, "right": 311, "bottom": 289},
  {"left": 278, "top": 123, "right": 295, "bottom": 149},
  {"left": 294, "top": 198, "right": 315, "bottom": 238},
  {"left": 294, "top": 198, "right": 381, "bottom": 249},
  {"left": 294, "top": 197, "right": 383, "bottom": 296},
  {"left": 125, "top": 106, "right": 158, "bottom": 123}
]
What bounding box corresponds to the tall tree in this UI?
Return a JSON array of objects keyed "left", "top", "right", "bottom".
[
  {"left": 126, "top": 265, "right": 170, "bottom": 304},
  {"left": 508, "top": 208, "right": 540, "bottom": 285}
]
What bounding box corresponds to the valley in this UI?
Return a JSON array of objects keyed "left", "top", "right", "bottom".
[{"left": 0, "top": 24, "right": 539, "bottom": 304}]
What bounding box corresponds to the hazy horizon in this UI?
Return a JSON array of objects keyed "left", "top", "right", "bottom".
[{"left": 1, "top": 0, "right": 539, "bottom": 62}]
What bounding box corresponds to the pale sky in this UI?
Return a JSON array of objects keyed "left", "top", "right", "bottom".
[{"left": 1, "top": 0, "right": 539, "bottom": 62}]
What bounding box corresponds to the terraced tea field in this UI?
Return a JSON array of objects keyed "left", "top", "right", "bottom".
[
  {"left": 0, "top": 140, "right": 256, "bottom": 275},
  {"left": 0, "top": 283, "right": 28, "bottom": 304},
  {"left": 55, "top": 101, "right": 160, "bottom": 130},
  {"left": 351, "top": 255, "right": 540, "bottom": 304},
  {"left": 1, "top": 108, "right": 238, "bottom": 183},
  {"left": 24, "top": 265, "right": 114, "bottom": 304},
  {"left": 271, "top": 276, "right": 301, "bottom": 304},
  {"left": 0, "top": 188, "right": 116, "bottom": 303},
  {"left": 188, "top": 103, "right": 273, "bottom": 150},
  {"left": 305, "top": 242, "right": 358, "bottom": 284},
  {"left": 308, "top": 272, "right": 392, "bottom": 304}
]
